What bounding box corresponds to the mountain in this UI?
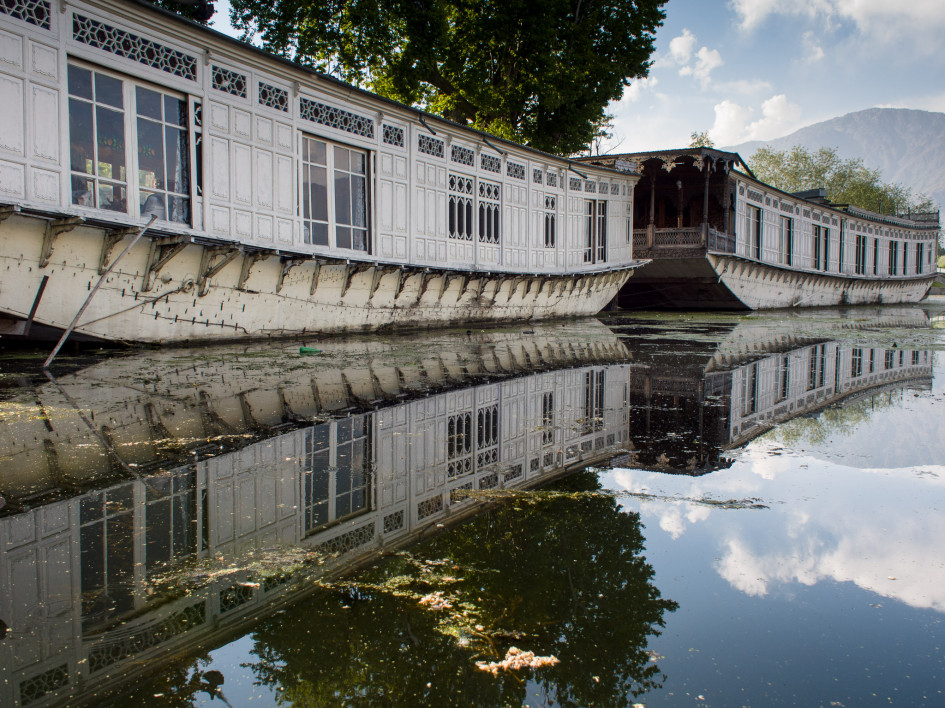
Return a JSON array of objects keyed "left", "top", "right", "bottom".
[{"left": 726, "top": 108, "right": 945, "bottom": 212}]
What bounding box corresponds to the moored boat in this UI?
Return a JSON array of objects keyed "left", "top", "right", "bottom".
[
  {"left": 0, "top": 0, "right": 643, "bottom": 344},
  {"left": 581, "top": 148, "right": 940, "bottom": 310}
]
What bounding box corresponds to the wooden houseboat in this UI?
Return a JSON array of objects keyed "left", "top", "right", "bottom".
[
  {"left": 0, "top": 0, "right": 642, "bottom": 344},
  {"left": 581, "top": 148, "right": 940, "bottom": 310}
]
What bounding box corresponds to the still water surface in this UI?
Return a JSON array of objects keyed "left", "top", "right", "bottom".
[{"left": 1, "top": 306, "right": 944, "bottom": 707}]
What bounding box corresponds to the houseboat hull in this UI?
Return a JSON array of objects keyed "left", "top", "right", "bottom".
[
  {"left": 617, "top": 252, "right": 935, "bottom": 311},
  {"left": 0, "top": 213, "right": 635, "bottom": 344}
]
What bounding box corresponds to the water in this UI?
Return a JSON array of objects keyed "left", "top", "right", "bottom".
[{"left": 1, "top": 305, "right": 944, "bottom": 707}]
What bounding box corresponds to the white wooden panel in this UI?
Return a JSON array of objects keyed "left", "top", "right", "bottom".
[
  {"left": 216, "top": 482, "right": 235, "bottom": 543},
  {"left": 275, "top": 154, "right": 292, "bottom": 213},
  {"left": 233, "top": 108, "right": 251, "bottom": 138},
  {"left": 394, "top": 183, "right": 407, "bottom": 233},
  {"left": 0, "top": 159, "right": 25, "bottom": 198},
  {"left": 235, "top": 210, "right": 252, "bottom": 238},
  {"left": 238, "top": 478, "right": 255, "bottom": 535},
  {"left": 255, "top": 148, "right": 273, "bottom": 208},
  {"left": 380, "top": 152, "right": 392, "bottom": 176},
  {"left": 277, "top": 218, "right": 293, "bottom": 244},
  {"left": 256, "top": 214, "right": 273, "bottom": 242},
  {"left": 276, "top": 122, "right": 292, "bottom": 150},
  {"left": 255, "top": 116, "right": 272, "bottom": 145},
  {"left": 0, "top": 74, "right": 24, "bottom": 155},
  {"left": 394, "top": 155, "right": 407, "bottom": 179},
  {"left": 233, "top": 143, "right": 252, "bottom": 204},
  {"left": 209, "top": 101, "right": 229, "bottom": 132},
  {"left": 0, "top": 30, "right": 22, "bottom": 70},
  {"left": 210, "top": 137, "right": 229, "bottom": 199},
  {"left": 394, "top": 235, "right": 407, "bottom": 258},
  {"left": 210, "top": 206, "right": 230, "bottom": 235},
  {"left": 30, "top": 167, "right": 58, "bottom": 203},
  {"left": 30, "top": 84, "right": 58, "bottom": 162},
  {"left": 379, "top": 179, "right": 393, "bottom": 231},
  {"left": 29, "top": 41, "right": 56, "bottom": 80}
]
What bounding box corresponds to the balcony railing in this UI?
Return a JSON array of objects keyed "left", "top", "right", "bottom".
[{"left": 632, "top": 226, "right": 736, "bottom": 255}]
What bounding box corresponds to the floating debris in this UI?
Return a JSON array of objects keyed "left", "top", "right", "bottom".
[
  {"left": 475, "top": 647, "right": 560, "bottom": 675},
  {"left": 418, "top": 591, "right": 452, "bottom": 610}
]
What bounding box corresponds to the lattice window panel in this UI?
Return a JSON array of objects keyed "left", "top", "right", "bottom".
[
  {"left": 584, "top": 180, "right": 596, "bottom": 193},
  {"left": 481, "top": 154, "right": 501, "bottom": 173},
  {"left": 299, "top": 97, "right": 374, "bottom": 138},
  {"left": 211, "top": 65, "right": 246, "bottom": 98},
  {"left": 569, "top": 177, "right": 582, "bottom": 190},
  {"left": 73, "top": 14, "right": 197, "bottom": 81},
  {"left": 315, "top": 521, "right": 375, "bottom": 555},
  {"left": 258, "top": 82, "right": 288, "bottom": 111},
  {"left": 479, "top": 472, "right": 498, "bottom": 489},
  {"left": 88, "top": 602, "right": 206, "bottom": 673},
  {"left": 418, "top": 133, "right": 444, "bottom": 157},
  {"left": 448, "top": 174, "right": 474, "bottom": 241},
  {"left": 383, "top": 124, "right": 404, "bottom": 147},
  {"left": 599, "top": 182, "right": 609, "bottom": 193},
  {"left": 506, "top": 161, "right": 525, "bottom": 180},
  {"left": 451, "top": 144, "right": 474, "bottom": 166},
  {"left": 383, "top": 510, "right": 405, "bottom": 533},
  {"left": 447, "top": 411, "right": 473, "bottom": 476},
  {"left": 476, "top": 404, "right": 499, "bottom": 466},
  {"left": 533, "top": 168, "right": 543, "bottom": 184},
  {"left": 418, "top": 494, "right": 444, "bottom": 520},
  {"left": 219, "top": 584, "right": 254, "bottom": 613},
  {"left": 610, "top": 183, "right": 620, "bottom": 195},
  {"left": 478, "top": 181, "right": 501, "bottom": 244},
  {"left": 546, "top": 171, "right": 558, "bottom": 187},
  {"left": 1, "top": 0, "right": 50, "bottom": 29},
  {"left": 19, "top": 664, "right": 68, "bottom": 706}
]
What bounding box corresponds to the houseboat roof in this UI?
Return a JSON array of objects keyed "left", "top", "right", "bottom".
[
  {"left": 123, "top": 0, "right": 631, "bottom": 177},
  {"left": 578, "top": 147, "right": 754, "bottom": 179}
]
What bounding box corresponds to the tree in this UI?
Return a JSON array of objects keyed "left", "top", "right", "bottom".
[
  {"left": 689, "top": 130, "right": 714, "bottom": 148},
  {"left": 151, "top": 0, "right": 216, "bottom": 23},
  {"left": 228, "top": 0, "right": 668, "bottom": 154},
  {"left": 748, "top": 145, "right": 934, "bottom": 215}
]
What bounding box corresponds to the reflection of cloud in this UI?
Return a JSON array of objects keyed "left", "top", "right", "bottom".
[{"left": 610, "top": 459, "right": 945, "bottom": 613}]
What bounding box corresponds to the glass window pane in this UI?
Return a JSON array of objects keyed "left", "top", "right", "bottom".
[
  {"left": 164, "top": 126, "right": 189, "bottom": 194},
  {"left": 98, "top": 182, "right": 126, "bottom": 212},
  {"left": 351, "top": 152, "right": 365, "bottom": 174},
  {"left": 351, "top": 176, "right": 366, "bottom": 227},
  {"left": 312, "top": 166, "right": 328, "bottom": 222},
  {"left": 164, "top": 94, "right": 187, "bottom": 127},
  {"left": 311, "top": 222, "right": 328, "bottom": 246},
  {"left": 96, "top": 106, "right": 126, "bottom": 180},
  {"left": 140, "top": 190, "right": 166, "bottom": 219},
  {"left": 95, "top": 73, "right": 123, "bottom": 108},
  {"left": 334, "top": 171, "right": 351, "bottom": 225},
  {"left": 336, "top": 225, "right": 351, "bottom": 249},
  {"left": 136, "top": 86, "right": 162, "bottom": 120},
  {"left": 68, "top": 98, "right": 94, "bottom": 174},
  {"left": 352, "top": 228, "right": 367, "bottom": 251},
  {"left": 334, "top": 146, "right": 349, "bottom": 172},
  {"left": 71, "top": 175, "right": 94, "bottom": 206},
  {"left": 167, "top": 195, "right": 190, "bottom": 224},
  {"left": 310, "top": 139, "right": 326, "bottom": 165},
  {"left": 68, "top": 65, "right": 92, "bottom": 99},
  {"left": 137, "top": 118, "right": 165, "bottom": 189}
]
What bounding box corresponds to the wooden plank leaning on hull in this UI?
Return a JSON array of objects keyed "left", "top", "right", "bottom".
[{"left": 0, "top": 209, "right": 641, "bottom": 344}]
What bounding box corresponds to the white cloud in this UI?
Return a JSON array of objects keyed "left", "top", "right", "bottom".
[
  {"left": 685, "top": 47, "right": 724, "bottom": 87},
  {"left": 665, "top": 29, "right": 697, "bottom": 66},
  {"left": 801, "top": 31, "right": 824, "bottom": 62},
  {"left": 710, "top": 94, "right": 802, "bottom": 145},
  {"left": 620, "top": 76, "right": 660, "bottom": 104}
]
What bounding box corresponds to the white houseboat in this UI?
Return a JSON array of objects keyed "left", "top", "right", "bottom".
[
  {"left": 581, "top": 148, "right": 940, "bottom": 309},
  {"left": 0, "top": 0, "right": 641, "bottom": 344}
]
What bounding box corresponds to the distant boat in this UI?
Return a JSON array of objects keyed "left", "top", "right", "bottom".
[{"left": 581, "top": 148, "right": 940, "bottom": 309}]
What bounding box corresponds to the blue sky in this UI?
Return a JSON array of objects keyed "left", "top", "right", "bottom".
[{"left": 210, "top": 0, "right": 945, "bottom": 151}]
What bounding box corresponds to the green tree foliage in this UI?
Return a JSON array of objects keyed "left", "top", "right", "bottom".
[
  {"left": 228, "top": 0, "right": 667, "bottom": 154},
  {"left": 151, "top": 0, "right": 216, "bottom": 23},
  {"left": 688, "top": 130, "right": 714, "bottom": 148},
  {"left": 748, "top": 145, "right": 934, "bottom": 215}
]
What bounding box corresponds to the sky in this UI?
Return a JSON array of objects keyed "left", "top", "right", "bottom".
[{"left": 209, "top": 0, "right": 945, "bottom": 151}]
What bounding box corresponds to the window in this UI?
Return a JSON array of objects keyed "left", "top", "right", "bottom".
[
  {"left": 822, "top": 227, "right": 830, "bottom": 271},
  {"left": 748, "top": 205, "right": 762, "bottom": 259},
  {"left": 68, "top": 64, "right": 128, "bottom": 212},
  {"left": 544, "top": 195, "right": 556, "bottom": 248},
  {"left": 917, "top": 243, "right": 924, "bottom": 274},
  {"left": 903, "top": 243, "right": 908, "bottom": 275},
  {"left": 872, "top": 238, "right": 878, "bottom": 275},
  {"left": 448, "top": 174, "right": 474, "bottom": 240},
  {"left": 855, "top": 234, "right": 866, "bottom": 275},
  {"left": 478, "top": 180, "right": 501, "bottom": 244},
  {"left": 851, "top": 348, "right": 863, "bottom": 378},
  {"left": 68, "top": 63, "right": 193, "bottom": 225},
  {"left": 888, "top": 240, "right": 898, "bottom": 275},
  {"left": 582, "top": 370, "right": 605, "bottom": 434},
  {"left": 776, "top": 355, "right": 790, "bottom": 402},
  {"left": 303, "top": 416, "right": 371, "bottom": 534},
  {"left": 584, "top": 200, "right": 607, "bottom": 264},
  {"left": 301, "top": 135, "right": 369, "bottom": 251},
  {"left": 779, "top": 216, "right": 793, "bottom": 265},
  {"left": 813, "top": 225, "right": 822, "bottom": 270},
  {"left": 136, "top": 86, "right": 191, "bottom": 224},
  {"left": 541, "top": 391, "right": 555, "bottom": 445},
  {"left": 742, "top": 363, "right": 758, "bottom": 416},
  {"left": 808, "top": 344, "right": 826, "bottom": 390}
]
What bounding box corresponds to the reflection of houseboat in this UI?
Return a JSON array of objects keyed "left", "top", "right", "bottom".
[
  {"left": 618, "top": 308, "right": 934, "bottom": 473},
  {"left": 0, "top": 323, "right": 633, "bottom": 706},
  {"left": 582, "top": 148, "right": 940, "bottom": 309},
  {"left": 0, "top": 0, "right": 641, "bottom": 344}
]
